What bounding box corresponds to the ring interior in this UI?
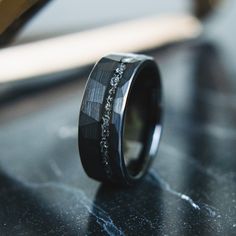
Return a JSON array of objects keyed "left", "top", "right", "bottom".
[{"left": 123, "top": 63, "right": 161, "bottom": 178}]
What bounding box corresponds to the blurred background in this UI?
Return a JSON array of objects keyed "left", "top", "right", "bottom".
[
  {"left": 13, "top": 0, "right": 191, "bottom": 43},
  {"left": 0, "top": 0, "right": 236, "bottom": 235}
]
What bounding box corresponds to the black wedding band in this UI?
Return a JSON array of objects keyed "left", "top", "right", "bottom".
[{"left": 78, "top": 53, "right": 162, "bottom": 185}]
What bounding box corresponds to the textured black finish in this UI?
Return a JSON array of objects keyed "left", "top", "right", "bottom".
[
  {"left": 79, "top": 53, "right": 162, "bottom": 185},
  {"left": 0, "top": 41, "right": 236, "bottom": 235}
]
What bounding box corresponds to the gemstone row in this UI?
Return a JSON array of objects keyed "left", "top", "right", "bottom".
[{"left": 100, "top": 61, "right": 127, "bottom": 177}]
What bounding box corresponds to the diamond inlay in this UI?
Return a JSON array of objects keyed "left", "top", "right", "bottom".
[{"left": 100, "top": 60, "right": 127, "bottom": 177}]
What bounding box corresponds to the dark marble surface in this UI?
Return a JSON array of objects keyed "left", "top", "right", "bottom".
[
  {"left": 1, "top": 35, "right": 236, "bottom": 236},
  {"left": 0, "top": 41, "right": 236, "bottom": 236}
]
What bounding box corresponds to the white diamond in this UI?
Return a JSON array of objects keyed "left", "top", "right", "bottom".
[
  {"left": 110, "top": 76, "right": 119, "bottom": 86},
  {"left": 109, "top": 87, "right": 115, "bottom": 95},
  {"left": 107, "top": 95, "right": 113, "bottom": 102},
  {"left": 105, "top": 101, "right": 111, "bottom": 111},
  {"left": 102, "top": 117, "right": 109, "bottom": 125}
]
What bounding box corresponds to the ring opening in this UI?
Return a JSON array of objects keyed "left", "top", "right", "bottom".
[{"left": 123, "top": 63, "right": 161, "bottom": 178}]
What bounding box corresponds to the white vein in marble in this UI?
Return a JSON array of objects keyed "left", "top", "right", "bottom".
[
  {"left": 149, "top": 169, "right": 200, "bottom": 210},
  {"left": 22, "top": 181, "right": 125, "bottom": 236}
]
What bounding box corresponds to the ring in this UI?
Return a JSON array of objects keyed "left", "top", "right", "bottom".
[{"left": 78, "top": 53, "right": 162, "bottom": 185}]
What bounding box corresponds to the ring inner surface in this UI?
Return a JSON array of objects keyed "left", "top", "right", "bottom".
[{"left": 123, "top": 64, "right": 160, "bottom": 178}]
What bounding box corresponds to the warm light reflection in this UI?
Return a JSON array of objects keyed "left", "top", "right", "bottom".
[{"left": 0, "top": 15, "right": 202, "bottom": 83}]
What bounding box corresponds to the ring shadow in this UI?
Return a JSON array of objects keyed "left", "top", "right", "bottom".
[{"left": 85, "top": 174, "right": 164, "bottom": 236}]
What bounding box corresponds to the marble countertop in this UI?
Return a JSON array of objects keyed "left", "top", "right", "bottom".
[
  {"left": 0, "top": 38, "right": 236, "bottom": 235},
  {"left": 1, "top": 2, "right": 236, "bottom": 233}
]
